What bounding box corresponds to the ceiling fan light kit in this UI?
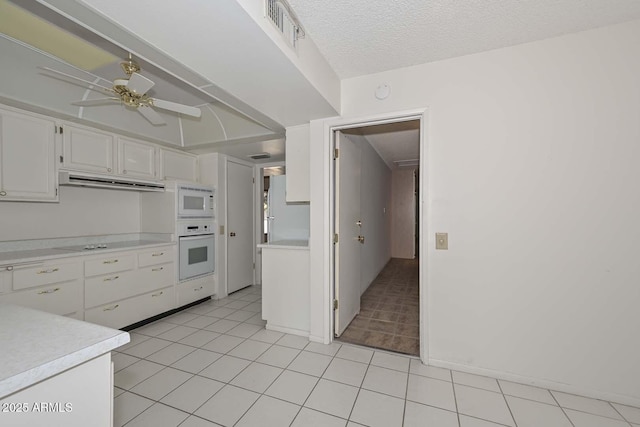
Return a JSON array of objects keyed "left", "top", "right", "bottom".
[{"left": 41, "top": 54, "right": 202, "bottom": 125}]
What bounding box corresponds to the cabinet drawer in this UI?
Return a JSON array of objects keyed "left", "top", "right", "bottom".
[
  {"left": 0, "top": 280, "right": 83, "bottom": 316},
  {"left": 13, "top": 262, "right": 81, "bottom": 291},
  {"left": 177, "top": 275, "right": 215, "bottom": 307},
  {"left": 138, "top": 263, "right": 175, "bottom": 290},
  {"left": 85, "top": 254, "right": 134, "bottom": 277},
  {"left": 138, "top": 247, "right": 173, "bottom": 267},
  {"left": 85, "top": 270, "right": 137, "bottom": 309},
  {"left": 0, "top": 270, "right": 12, "bottom": 294},
  {"left": 85, "top": 286, "right": 174, "bottom": 330}
]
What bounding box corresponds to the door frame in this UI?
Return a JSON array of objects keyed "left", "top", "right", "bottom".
[{"left": 325, "top": 108, "right": 428, "bottom": 361}]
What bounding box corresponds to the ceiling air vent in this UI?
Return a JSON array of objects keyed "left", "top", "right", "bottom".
[
  {"left": 249, "top": 152, "right": 272, "bottom": 160},
  {"left": 265, "top": 0, "right": 304, "bottom": 49}
]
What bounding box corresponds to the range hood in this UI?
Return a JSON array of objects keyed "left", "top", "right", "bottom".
[{"left": 59, "top": 170, "right": 165, "bottom": 192}]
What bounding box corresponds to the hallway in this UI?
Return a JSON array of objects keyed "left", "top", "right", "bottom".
[{"left": 339, "top": 258, "right": 420, "bottom": 356}]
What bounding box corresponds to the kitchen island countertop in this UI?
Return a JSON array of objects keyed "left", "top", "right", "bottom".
[{"left": 0, "top": 303, "right": 129, "bottom": 398}]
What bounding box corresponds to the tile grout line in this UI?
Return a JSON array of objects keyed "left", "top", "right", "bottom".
[
  {"left": 496, "top": 376, "right": 519, "bottom": 427},
  {"left": 450, "top": 369, "right": 462, "bottom": 427}
]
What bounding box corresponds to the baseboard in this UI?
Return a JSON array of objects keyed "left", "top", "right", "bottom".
[
  {"left": 266, "top": 324, "right": 309, "bottom": 338},
  {"left": 428, "top": 358, "right": 640, "bottom": 408}
]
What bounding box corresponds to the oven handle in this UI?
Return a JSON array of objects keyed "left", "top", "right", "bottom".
[{"left": 179, "top": 234, "right": 214, "bottom": 242}]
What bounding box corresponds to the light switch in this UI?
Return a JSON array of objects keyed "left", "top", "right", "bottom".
[
  {"left": 219, "top": 225, "right": 225, "bottom": 235},
  {"left": 436, "top": 233, "right": 448, "bottom": 250}
]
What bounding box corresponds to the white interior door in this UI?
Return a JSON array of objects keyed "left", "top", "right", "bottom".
[
  {"left": 227, "top": 160, "right": 254, "bottom": 293},
  {"left": 334, "top": 132, "right": 362, "bottom": 337}
]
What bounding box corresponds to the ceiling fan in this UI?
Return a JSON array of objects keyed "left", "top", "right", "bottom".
[{"left": 39, "top": 54, "right": 202, "bottom": 125}]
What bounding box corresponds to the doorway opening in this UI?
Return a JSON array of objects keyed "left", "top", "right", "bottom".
[{"left": 332, "top": 118, "right": 422, "bottom": 356}]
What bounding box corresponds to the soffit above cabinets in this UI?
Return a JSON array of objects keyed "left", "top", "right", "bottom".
[{"left": 0, "top": 0, "right": 335, "bottom": 158}]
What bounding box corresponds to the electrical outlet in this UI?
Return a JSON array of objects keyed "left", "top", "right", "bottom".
[
  {"left": 436, "top": 233, "right": 448, "bottom": 250},
  {"left": 219, "top": 225, "right": 225, "bottom": 235}
]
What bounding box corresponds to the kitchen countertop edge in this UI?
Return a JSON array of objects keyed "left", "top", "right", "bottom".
[
  {"left": 0, "top": 304, "right": 129, "bottom": 399},
  {"left": 0, "top": 241, "right": 176, "bottom": 267}
]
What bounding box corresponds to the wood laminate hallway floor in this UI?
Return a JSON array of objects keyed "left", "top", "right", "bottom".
[{"left": 339, "top": 258, "right": 420, "bottom": 356}]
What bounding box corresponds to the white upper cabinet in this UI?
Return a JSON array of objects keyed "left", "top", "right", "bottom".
[
  {"left": 0, "top": 107, "right": 57, "bottom": 202},
  {"left": 160, "top": 149, "right": 198, "bottom": 182},
  {"left": 117, "top": 137, "right": 157, "bottom": 179},
  {"left": 62, "top": 124, "right": 115, "bottom": 174},
  {"left": 285, "top": 124, "right": 310, "bottom": 202}
]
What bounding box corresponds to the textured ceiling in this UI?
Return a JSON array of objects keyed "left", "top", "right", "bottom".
[{"left": 287, "top": 0, "right": 640, "bottom": 78}]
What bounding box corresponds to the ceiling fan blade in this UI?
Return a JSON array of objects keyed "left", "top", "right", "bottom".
[
  {"left": 152, "top": 98, "right": 202, "bottom": 118},
  {"left": 38, "top": 66, "right": 114, "bottom": 95},
  {"left": 126, "top": 72, "right": 155, "bottom": 95},
  {"left": 72, "top": 98, "right": 120, "bottom": 106},
  {"left": 138, "top": 105, "right": 165, "bottom": 125}
]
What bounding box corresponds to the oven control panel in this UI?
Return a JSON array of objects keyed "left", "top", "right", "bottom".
[{"left": 177, "top": 220, "right": 215, "bottom": 236}]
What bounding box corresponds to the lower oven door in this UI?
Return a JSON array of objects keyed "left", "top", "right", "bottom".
[{"left": 179, "top": 234, "right": 215, "bottom": 281}]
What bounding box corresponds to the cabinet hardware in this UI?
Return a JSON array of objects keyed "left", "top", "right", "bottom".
[
  {"left": 151, "top": 291, "right": 164, "bottom": 297},
  {"left": 152, "top": 267, "right": 164, "bottom": 272},
  {"left": 356, "top": 220, "right": 362, "bottom": 227},
  {"left": 107, "top": 168, "right": 112, "bottom": 172},
  {"left": 103, "top": 276, "right": 119, "bottom": 282},
  {"left": 38, "top": 287, "right": 60, "bottom": 294},
  {"left": 151, "top": 252, "right": 164, "bottom": 257},
  {"left": 358, "top": 235, "right": 365, "bottom": 244},
  {"left": 0, "top": 191, "right": 6, "bottom": 196},
  {"left": 5, "top": 266, "right": 13, "bottom": 271},
  {"left": 59, "top": 155, "right": 64, "bottom": 164},
  {"left": 333, "top": 299, "right": 338, "bottom": 310},
  {"left": 194, "top": 286, "right": 203, "bottom": 291},
  {"left": 103, "top": 304, "right": 119, "bottom": 311},
  {"left": 230, "top": 232, "right": 236, "bottom": 237},
  {"left": 37, "top": 268, "right": 59, "bottom": 274},
  {"left": 103, "top": 259, "right": 119, "bottom": 264}
]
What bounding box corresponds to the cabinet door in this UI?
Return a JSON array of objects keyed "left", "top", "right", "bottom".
[
  {"left": 161, "top": 149, "right": 197, "bottom": 182},
  {"left": 0, "top": 108, "right": 57, "bottom": 201},
  {"left": 62, "top": 125, "right": 115, "bottom": 174},
  {"left": 118, "top": 137, "right": 157, "bottom": 179}
]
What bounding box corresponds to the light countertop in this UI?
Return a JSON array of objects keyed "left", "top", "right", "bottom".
[
  {"left": 0, "top": 240, "right": 175, "bottom": 267},
  {"left": 257, "top": 240, "right": 309, "bottom": 250},
  {"left": 0, "top": 303, "right": 129, "bottom": 399}
]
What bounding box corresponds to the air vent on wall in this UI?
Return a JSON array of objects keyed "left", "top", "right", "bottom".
[
  {"left": 248, "top": 152, "right": 272, "bottom": 160},
  {"left": 265, "top": 0, "right": 304, "bottom": 49}
]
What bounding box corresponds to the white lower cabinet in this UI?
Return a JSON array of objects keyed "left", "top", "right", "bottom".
[
  {"left": 85, "top": 286, "right": 174, "bottom": 329},
  {"left": 176, "top": 274, "right": 215, "bottom": 307},
  {"left": 0, "top": 353, "right": 113, "bottom": 427},
  {"left": 83, "top": 244, "right": 176, "bottom": 329},
  {"left": 0, "top": 279, "right": 83, "bottom": 317}
]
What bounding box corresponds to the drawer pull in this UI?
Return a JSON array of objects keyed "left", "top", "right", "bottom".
[
  {"left": 152, "top": 252, "right": 164, "bottom": 257},
  {"left": 38, "top": 287, "right": 60, "bottom": 294},
  {"left": 103, "top": 259, "right": 119, "bottom": 264},
  {"left": 104, "top": 276, "right": 119, "bottom": 282},
  {"left": 194, "top": 286, "right": 204, "bottom": 291},
  {"left": 103, "top": 304, "right": 119, "bottom": 311},
  {"left": 151, "top": 291, "right": 164, "bottom": 297},
  {"left": 37, "top": 268, "right": 59, "bottom": 274},
  {"left": 152, "top": 267, "right": 164, "bottom": 272}
]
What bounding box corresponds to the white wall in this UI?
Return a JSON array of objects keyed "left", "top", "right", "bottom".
[
  {"left": 391, "top": 169, "right": 416, "bottom": 259},
  {"left": 310, "top": 20, "right": 640, "bottom": 405},
  {"left": 0, "top": 186, "right": 140, "bottom": 240},
  {"left": 349, "top": 134, "right": 392, "bottom": 295}
]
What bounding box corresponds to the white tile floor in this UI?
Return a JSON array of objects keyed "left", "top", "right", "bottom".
[{"left": 113, "top": 285, "right": 640, "bottom": 427}]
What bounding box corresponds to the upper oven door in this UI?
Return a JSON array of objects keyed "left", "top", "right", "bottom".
[
  {"left": 179, "top": 234, "right": 215, "bottom": 281},
  {"left": 178, "top": 188, "right": 214, "bottom": 218}
]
